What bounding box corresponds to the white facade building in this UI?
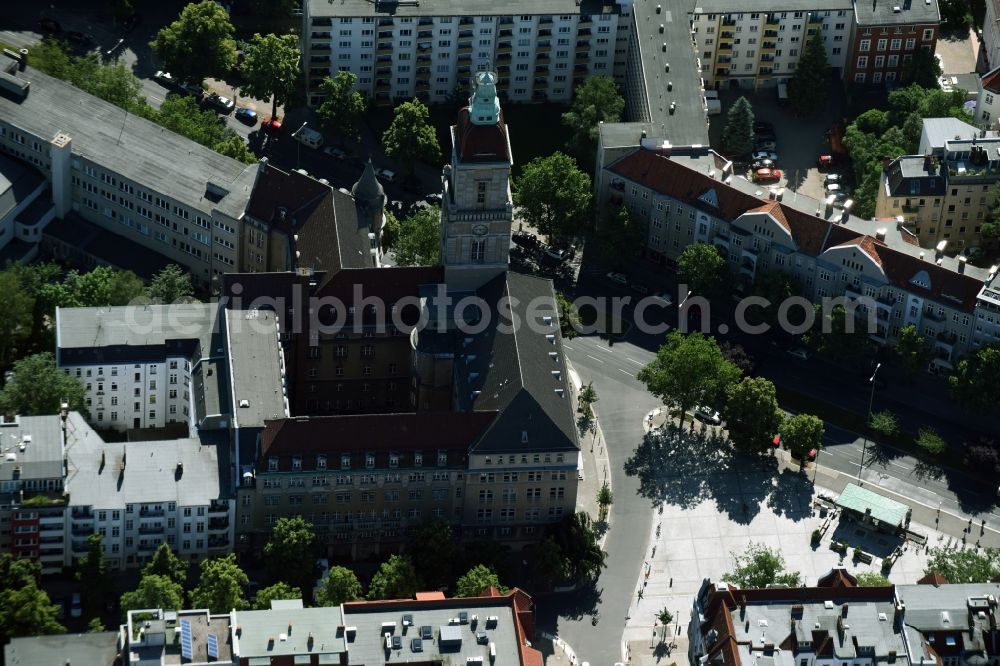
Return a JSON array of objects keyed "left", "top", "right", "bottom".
[{"left": 302, "top": 0, "right": 633, "bottom": 107}]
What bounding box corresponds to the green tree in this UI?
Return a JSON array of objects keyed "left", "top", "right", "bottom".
[
  {"left": 553, "top": 512, "right": 606, "bottom": 582},
  {"left": 722, "top": 96, "right": 755, "bottom": 155},
  {"left": 316, "top": 566, "right": 364, "bottom": 606},
  {"left": 657, "top": 608, "right": 673, "bottom": 626},
  {"left": 41, "top": 266, "right": 145, "bottom": 309},
  {"left": 382, "top": 99, "right": 441, "bottom": 177},
  {"left": 392, "top": 207, "right": 441, "bottom": 266},
  {"left": 0, "top": 268, "right": 35, "bottom": 368},
  {"left": 596, "top": 483, "right": 613, "bottom": 521},
  {"left": 213, "top": 134, "right": 257, "bottom": 164},
  {"left": 531, "top": 537, "right": 568, "bottom": 590},
  {"left": 677, "top": 243, "right": 728, "bottom": 300},
  {"left": 87, "top": 617, "right": 107, "bottom": 633},
  {"left": 949, "top": 343, "right": 1000, "bottom": 410},
  {"left": 3, "top": 262, "right": 61, "bottom": 348},
  {"left": 781, "top": 413, "right": 824, "bottom": 460},
  {"left": 637, "top": 331, "right": 742, "bottom": 425},
  {"left": 381, "top": 210, "right": 401, "bottom": 249},
  {"left": 0, "top": 353, "right": 87, "bottom": 417},
  {"left": 925, "top": 546, "right": 1000, "bottom": 583},
  {"left": 896, "top": 325, "right": 934, "bottom": 377},
  {"left": 598, "top": 206, "right": 644, "bottom": 270},
  {"left": 579, "top": 382, "right": 598, "bottom": 420},
  {"left": 720, "top": 341, "right": 755, "bottom": 375},
  {"left": 938, "top": 0, "right": 974, "bottom": 30},
  {"left": 556, "top": 292, "right": 581, "bottom": 339},
  {"left": 724, "top": 542, "right": 801, "bottom": 588},
  {"left": 455, "top": 564, "right": 506, "bottom": 597},
  {"left": 368, "top": 555, "right": 421, "bottom": 600},
  {"left": 190, "top": 554, "right": 249, "bottom": 613},
  {"left": 239, "top": 33, "right": 300, "bottom": 121},
  {"left": 804, "top": 304, "right": 874, "bottom": 362},
  {"left": 902, "top": 47, "right": 943, "bottom": 88},
  {"left": 263, "top": 517, "right": 318, "bottom": 594},
  {"left": 120, "top": 574, "right": 185, "bottom": 613},
  {"left": 77, "top": 533, "right": 110, "bottom": 619},
  {"left": 316, "top": 71, "right": 367, "bottom": 142},
  {"left": 147, "top": 265, "right": 195, "bottom": 304},
  {"left": 254, "top": 582, "right": 302, "bottom": 610},
  {"left": 965, "top": 438, "right": 1000, "bottom": 475},
  {"left": 789, "top": 32, "right": 828, "bottom": 116},
  {"left": 721, "top": 377, "right": 783, "bottom": 453},
  {"left": 513, "top": 152, "right": 593, "bottom": 244},
  {"left": 869, "top": 410, "right": 900, "bottom": 439},
  {"left": 561, "top": 76, "right": 625, "bottom": 165},
  {"left": 406, "top": 518, "right": 456, "bottom": 590},
  {"left": 916, "top": 427, "right": 947, "bottom": 456},
  {"left": 855, "top": 572, "right": 892, "bottom": 586},
  {"left": 149, "top": 0, "right": 237, "bottom": 86},
  {"left": 0, "top": 555, "right": 64, "bottom": 646},
  {"left": 143, "top": 543, "right": 188, "bottom": 587},
  {"left": 749, "top": 270, "right": 798, "bottom": 329}
]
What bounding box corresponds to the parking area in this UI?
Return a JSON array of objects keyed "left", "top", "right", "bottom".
[{"left": 708, "top": 80, "right": 848, "bottom": 199}]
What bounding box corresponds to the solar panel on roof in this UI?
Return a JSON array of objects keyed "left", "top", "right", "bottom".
[
  {"left": 207, "top": 633, "right": 218, "bottom": 659},
  {"left": 180, "top": 619, "right": 193, "bottom": 660}
]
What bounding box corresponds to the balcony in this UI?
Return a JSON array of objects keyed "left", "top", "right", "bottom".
[
  {"left": 375, "top": 94, "right": 393, "bottom": 107},
  {"left": 460, "top": 17, "right": 474, "bottom": 25},
  {"left": 574, "top": 64, "right": 589, "bottom": 74},
  {"left": 717, "top": 56, "right": 732, "bottom": 64},
  {"left": 535, "top": 64, "right": 550, "bottom": 73},
  {"left": 71, "top": 525, "right": 93, "bottom": 537},
  {"left": 458, "top": 44, "right": 473, "bottom": 55},
  {"left": 923, "top": 308, "right": 946, "bottom": 322},
  {"left": 765, "top": 15, "right": 780, "bottom": 25},
  {"left": 500, "top": 16, "right": 513, "bottom": 25},
  {"left": 376, "top": 80, "right": 391, "bottom": 91},
  {"left": 457, "top": 53, "right": 472, "bottom": 64},
  {"left": 537, "top": 42, "right": 552, "bottom": 53},
  {"left": 377, "top": 44, "right": 393, "bottom": 55},
  {"left": 808, "top": 12, "right": 823, "bottom": 23},
  {"left": 576, "top": 52, "right": 589, "bottom": 62},
  {"left": 573, "top": 76, "right": 586, "bottom": 86},
  {"left": 417, "top": 42, "right": 431, "bottom": 52},
  {"left": 761, "top": 41, "right": 777, "bottom": 52},
  {"left": 497, "top": 42, "right": 512, "bottom": 53},
  {"left": 71, "top": 509, "right": 93, "bottom": 520},
  {"left": 538, "top": 29, "right": 552, "bottom": 37},
  {"left": 718, "top": 42, "right": 732, "bottom": 52},
  {"left": 497, "top": 77, "right": 510, "bottom": 87},
  {"left": 497, "top": 53, "right": 512, "bottom": 63},
  {"left": 416, "top": 69, "right": 431, "bottom": 81},
  {"left": 579, "top": 15, "right": 592, "bottom": 25},
  {"left": 576, "top": 44, "right": 589, "bottom": 55},
  {"left": 418, "top": 30, "right": 433, "bottom": 39},
  {"left": 533, "top": 79, "right": 548, "bottom": 90},
  {"left": 416, "top": 80, "right": 430, "bottom": 91},
  {"left": 716, "top": 68, "right": 730, "bottom": 77},
  {"left": 209, "top": 516, "right": 229, "bottom": 531},
  {"left": 758, "top": 68, "right": 773, "bottom": 77},
  {"left": 209, "top": 500, "right": 228, "bottom": 514},
  {"left": 418, "top": 17, "right": 433, "bottom": 25},
  {"left": 760, "top": 54, "right": 775, "bottom": 62},
  {"left": 139, "top": 507, "right": 164, "bottom": 517},
  {"left": 578, "top": 28, "right": 592, "bottom": 36},
  {"left": 536, "top": 53, "right": 550, "bottom": 63},
  {"left": 497, "top": 64, "right": 511, "bottom": 73},
  {"left": 935, "top": 331, "right": 958, "bottom": 350},
  {"left": 720, "top": 31, "right": 734, "bottom": 40},
  {"left": 378, "top": 30, "right": 392, "bottom": 39},
  {"left": 138, "top": 524, "right": 164, "bottom": 534},
  {"left": 499, "top": 29, "right": 513, "bottom": 38},
  {"left": 459, "top": 29, "right": 474, "bottom": 38},
  {"left": 540, "top": 16, "right": 553, "bottom": 24},
  {"left": 310, "top": 32, "right": 331, "bottom": 40},
  {"left": 310, "top": 43, "right": 331, "bottom": 52}
]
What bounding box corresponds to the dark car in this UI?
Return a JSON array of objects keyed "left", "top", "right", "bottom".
[
  {"left": 754, "top": 121, "right": 774, "bottom": 134},
  {"left": 751, "top": 159, "right": 776, "bottom": 170},
  {"left": 234, "top": 107, "right": 258, "bottom": 125},
  {"left": 202, "top": 92, "right": 235, "bottom": 114},
  {"left": 425, "top": 192, "right": 443, "bottom": 205},
  {"left": 630, "top": 281, "right": 650, "bottom": 295},
  {"left": 512, "top": 230, "right": 540, "bottom": 249},
  {"left": 38, "top": 18, "right": 61, "bottom": 34}
]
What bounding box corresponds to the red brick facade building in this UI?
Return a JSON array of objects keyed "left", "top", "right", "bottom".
[{"left": 845, "top": 0, "right": 940, "bottom": 86}]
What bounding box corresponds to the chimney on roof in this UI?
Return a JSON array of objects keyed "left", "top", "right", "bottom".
[
  {"left": 842, "top": 603, "right": 849, "bottom": 618},
  {"left": 924, "top": 154, "right": 933, "bottom": 171},
  {"left": 881, "top": 156, "right": 892, "bottom": 172},
  {"left": 260, "top": 156, "right": 269, "bottom": 173},
  {"left": 875, "top": 228, "right": 887, "bottom": 241},
  {"left": 958, "top": 256, "right": 967, "bottom": 273}
]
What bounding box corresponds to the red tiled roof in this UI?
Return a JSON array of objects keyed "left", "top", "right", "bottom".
[
  {"left": 829, "top": 235, "right": 886, "bottom": 268},
  {"left": 315, "top": 266, "right": 445, "bottom": 302},
  {"left": 455, "top": 107, "right": 511, "bottom": 163},
  {"left": 748, "top": 201, "right": 791, "bottom": 233},
  {"left": 983, "top": 66, "right": 1000, "bottom": 94},
  {"left": 917, "top": 571, "right": 950, "bottom": 586},
  {"left": 415, "top": 591, "right": 446, "bottom": 600},
  {"left": 817, "top": 568, "right": 857, "bottom": 588}
]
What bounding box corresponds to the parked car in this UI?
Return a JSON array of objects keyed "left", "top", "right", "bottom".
[
  {"left": 630, "top": 281, "right": 650, "bottom": 294},
  {"left": 70, "top": 593, "right": 82, "bottom": 618},
  {"left": 202, "top": 92, "right": 235, "bottom": 114},
  {"left": 375, "top": 167, "right": 396, "bottom": 182},
  {"left": 606, "top": 271, "right": 628, "bottom": 285},
  {"left": 754, "top": 168, "right": 782, "bottom": 183},
  {"left": 261, "top": 117, "right": 283, "bottom": 134},
  {"left": 651, "top": 291, "right": 674, "bottom": 306},
  {"left": 694, "top": 406, "right": 722, "bottom": 425},
  {"left": 153, "top": 70, "right": 177, "bottom": 88},
  {"left": 751, "top": 150, "right": 779, "bottom": 162},
  {"left": 323, "top": 146, "right": 348, "bottom": 159},
  {"left": 234, "top": 107, "right": 258, "bottom": 125},
  {"left": 755, "top": 139, "right": 778, "bottom": 151},
  {"left": 787, "top": 347, "right": 810, "bottom": 360},
  {"left": 825, "top": 182, "right": 843, "bottom": 194},
  {"left": 817, "top": 154, "right": 835, "bottom": 169},
  {"left": 544, "top": 246, "right": 573, "bottom": 263},
  {"left": 751, "top": 159, "right": 776, "bottom": 170},
  {"left": 512, "top": 230, "right": 541, "bottom": 249},
  {"left": 753, "top": 121, "right": 775, "bottom": 135},
  {"left": 824, "top": 173, "right": 843, "bottom": 185},
  {"left": 425, "top": 192, "right": 443, "bottom": 205}
]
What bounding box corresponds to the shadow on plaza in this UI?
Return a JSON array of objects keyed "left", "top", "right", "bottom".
[
  {"left": 623, "top": 426, "right": 816, "bottom": 523},
  {"left": 535, "top": 582, "right": 603, "bottom": 625}
]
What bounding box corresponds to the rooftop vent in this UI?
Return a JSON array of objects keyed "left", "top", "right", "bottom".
[
  {"left": 824, "top": 601, "right": 834, "bottom": 609},
  {"left": 239, "top": 399, "right": 250, "bottom": 408},
  {"left": 892, "top": 4, "right": 901, "bottom": 10}
]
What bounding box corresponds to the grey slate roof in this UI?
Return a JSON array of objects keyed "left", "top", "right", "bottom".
[
  {"left": 353, "top": 159, "right": 386, "bottom": 203},
  {"left": 0, "top": 151, "right": 43, "bottom": 220},
  {"left": 225, "top": 309, "right": 289, "bottom": 428},
  {"left": 4, "top": 632, "right": 119, "bottom": 666},
  {"left": 0, "top": 415, "right": 63, "bottom": 483},
  {"left": 64, "top": 411, "right": 224, "bottom": 509},
  {"left": 56, "top": 302, "right": 222, "bottom": 365},
  {"left": 920, "top": 117, "right": 982, "bottom": 153},
  {"left": 853, "top": 0, "right": 940, "bottom": 25},
  {"left": 233, "top": 601, "right": 347, "bottom": 661},
  {"left": 0, "top": 66, "right": 257, "bottom": 219},
  {"left": 884, "top": 155, "right": 946, "bottom": 196},
  {"left": 456, "top": 272, "right": 578, "bottom": 454}
]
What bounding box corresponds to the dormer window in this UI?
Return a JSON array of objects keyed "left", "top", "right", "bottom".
[
  {"left": 366, "top": 453, "right": 376, "bottom": 469},
  {"left": 292, "top": 456, "right": 302, "bottom": 470},
  {"left": 268, "top": 457, "right": 278, "bottom": 471},
  {"left": 317, "top": 455, "right": 327, "bottom": 470},
  {"left": 341, "top": 454, "right": 351, "bottom": 470},
  {"left": 437, "top": 450, "right": 448, "bottom": 466},
  {"left": 414, "top": 451, "right": 423, "bottom": 467},
  {"left": 389, "top": 453, "right": 399, "bottom": 468}
]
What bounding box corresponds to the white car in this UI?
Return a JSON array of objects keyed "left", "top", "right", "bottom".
[
  {"left": 606, "top": 272, "right": 628, "bottom": 285},
  {"left": 694, "top": 406, "right": 721, "bottom": 425},
  {"left": 323, "top": 146, "right": 347, "bottom": 159},
  {"left": 153, "top": 70, "right": 175, "bottom": 87},
  {"left": 824, "top": 173, "right": 842, "bottom": 184},
  {"left": 651, "top": 291, "right": 674, "bottom": 306},
  {"left": 825, "top": 182, "right": 842, "bottom": 193},
  {"left": 752, "top": 150, "right": 779, "bottom": 163},
  {"left": 375, "top": 167, "right": 396, "bottom": 183},
  {"left": 787, "top": 347, "right": 810, "bottom": 360}
]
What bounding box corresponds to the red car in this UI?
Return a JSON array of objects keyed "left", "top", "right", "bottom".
[
  {"left": 261, "top": 117, "right": 283, "bottom": 134},
  {"left": 754, "top": 168, "right": 782, "bottom": 183}
]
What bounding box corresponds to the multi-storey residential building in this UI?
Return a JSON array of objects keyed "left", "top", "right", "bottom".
[
  {"left": 974, "top": 66, "right": 1000, "bottom": 129},
  {"left": 596, "top": 140, "right": 996, "bottom": 368},
  {"left": 690, "top": 5, "right": 854, "bottom": 91},
  {"left": 0, "top": 415, "right": 67, "bottom": 574},
  {"left": 845, "top": 0, "right": 940, "bottom": 87},
  {"left": 984, "top": 0, "right": 1000, "bottom": 71},
  {"left": 63, "top": 411, "right": 233, "bottom": 569},
  {"left": 0, "top": 59, "right": 257, "bottom": 287},
  {"left": 301, "top": 0, "right": 633, "bottom": 107}
]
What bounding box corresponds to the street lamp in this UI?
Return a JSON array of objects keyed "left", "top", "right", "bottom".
[
  {"left": 857, "top": 362, "right": 882, "bottom": 485},
  {"left": 291, "top": 121, "right": 308, "bottom": 170}
]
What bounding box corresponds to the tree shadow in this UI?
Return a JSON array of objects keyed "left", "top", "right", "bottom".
[
  {"left": 828, "top": 520, "right": 901, "bottom": 559},
  {"left": 911, "top": 459, "right": 945, "bottom": 482},
  {"left": 535, "top": 582, "right": 604, "bottom": 623},
  {"left": 765, "top": 467, "right": 817, "bottom": 521}
]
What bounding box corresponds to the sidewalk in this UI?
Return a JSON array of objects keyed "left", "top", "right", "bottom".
[{"left": 567, "top": 363, "right": 613, "bottom": 547}]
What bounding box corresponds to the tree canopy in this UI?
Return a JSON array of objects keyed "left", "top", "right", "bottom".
[
  {"left": 77, "top": 533, "right": 110, "bottom": 619},
  {"left": 148, "top": 265, "right": 195, "bottom": 304},
  {"left": 561, "top": 76, "right": 625, "bottom": 166},
  {"left": 316, "top": 566, "right": 364, "bottom": 606},
  {"left": 121, "top": 574, "right": 185, "bottom": 614},
  {"left": 855, "top": 572, "right": 892, "bottom": 586},
  {"left": 781, "top": 413, "right": 824, "bottom": 460},
  {"left": 638, "top": 331, "right": 742, "bottom": 425},
  {"left": 0, "top": 555, "right": 64, "bottom": 646},
  {"left": 254, "top": 582, "right": 302, "bottom": 610},
  {"left": 677, "top": 243, "right": 728, "bottom": 300},
  {"left": 0, "top": 353, "right": 88, "bottom": 419},
  {"left": 382, "top": 99, "right": 441, "bottom": 176},
  {"left": 916, "top": 427, "right": 947, "bottom": 456},
  {"left": 789, "top": 32, "right": 828, "bottom": 116},
  {"left": 724, "top": 542, "right": 801, "bottom": 588},
  {"left": 925, "top": 546, "right": 1000, "bottom": 583},
  {"left": 722, "top": 96, "right": 755, "bottom": 155},
  {"left": 263, "top": 517, "right": 318, "bottom": 593},
  {"left": 390, "top": 207, "right": 441, "bottom": 267},
  {"left": 149, "top": 1, "right": 237, "bottom": 85},
  {"left": 902, "top": 47, "right": 942, "bottom": 88},
  {"left": 0, "top": 268, "right": 34, "bottom": 369},
  {"left": 553, "top": 512, "right": 607, "bottom": 582},
  {"left": 804, "top": 304, "right": 874, "bottom": 362},
  {"left": 455, "top": 564, "right": 506, "bottom": 597},
  {"left": 598, "top": 206, "right": 644, "bottom": 270},
  {"left": 513, "top": 152, "right": 593, "bottom": 244},
  {"left": 896, "top": 325, "right": 933, "bottom": 377},
  {"left": 721, "top": 377, "right": 783, "bottom": 453},
  {"left": 368, "top": 555, "right": 421, "bottom": 600},
  {"left": 406, "top": 518, "right": 457, "bottom": 589},
  {"left": 143, "top": 543, "right": 188, "bottom": 587},
  {"left": 239, "top": 33, "right": 301, "bottom": 120},
  {"left": 949, "top": 343, "right": 1000, "bottom": 411},
  {"left": 190, "top": 554, "right": 249, "bottom": 613},
  {"left": 316, "top": 71, "right": 367, "bottom": 142}
]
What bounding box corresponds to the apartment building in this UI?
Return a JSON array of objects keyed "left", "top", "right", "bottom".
[
  {"left": 974, "top": 66, "right": 1000, "bottom": 129},
  {"left": 984, "top": 0, "right": 1000, "bottom": 71},
  {"left": 0, "top": 415, "right": 67, "bottom": 575},
  {"left": 596, "top": 141, "right": 997, "bottom": 367},
  {"left": 845, "top": 0, "right": 940, "bottom": 87},
  {"left": 690, "top": 4, "right": 853, "bottom": 91},
  {"left": 0, "top": 151, "right": 49, "bottom": 262},
  {"left": 301, "top": 0, "right": 633, "bottom": 107},
  {"left": 0, "top": 59, "right": 257, "bottom": 287}
]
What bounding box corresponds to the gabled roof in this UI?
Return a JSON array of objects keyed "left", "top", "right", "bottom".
[
  {"left": 827, "top": 235, "right": 886, "bottom": 269},
  {"left": 982, "top": 65, "right": 1000, "bottom": 94},
  {"left": 817, "top": 568, "right": 858, "bottom": 588},
  {"left": 454, "top": 107, "right": 511, "bottom": 163},
  {"left": 747, "top": 201, "right": 791, "bottom": 233},
  {"left": 917, "top": 571, "right": 950, "bottom": 586}
]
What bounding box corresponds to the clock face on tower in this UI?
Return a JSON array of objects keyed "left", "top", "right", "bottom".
[{"left": 472, "top": 224, "right": 489, "bottom": 236}]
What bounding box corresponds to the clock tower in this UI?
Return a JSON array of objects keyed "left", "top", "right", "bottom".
[{"left": 440, "top": 70, "right": 514, "bottom": 291}]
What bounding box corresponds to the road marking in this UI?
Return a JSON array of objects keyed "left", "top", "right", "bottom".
[
  {"left": 563, "top": 344, "right": 574, "bottom": 351},
  {"left": 585, "top": 354, "right": 606, "bottom": 364},
  {"left": 618, "top": 368, "right": 634, "bottom": 376},
  {"left": 596, "top": 345, "right": 615, "bottom": 353},
  {"left": 625, "top": 357, "right": 644, "bottom": 366},
  {"left": 820, "top": 450, "right": 833, "bottom": 456}
]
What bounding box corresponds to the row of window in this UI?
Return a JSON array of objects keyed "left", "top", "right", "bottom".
[{"left": 269, "top": 451, "right": 450, "bottom": 472}]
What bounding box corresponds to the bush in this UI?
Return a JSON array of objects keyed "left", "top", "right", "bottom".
[
  {"left": 853, "top": 546, "right": 863, "bottom": 560},
  {"left": 811, "top": 529, "right": 821, "bottom": 544}
]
